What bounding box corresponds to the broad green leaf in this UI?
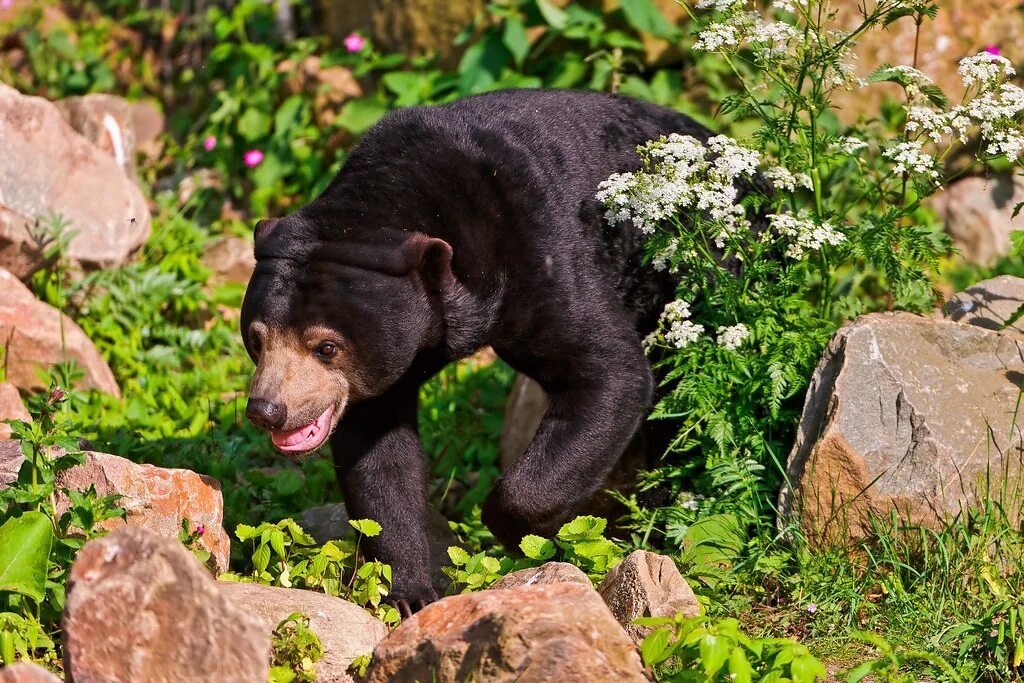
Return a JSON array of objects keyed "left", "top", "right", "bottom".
[
  {"left": 618, "top": 0, "right": 679, "bottom": 39},
  {"left": 447, "top": 546, "right": 471, "bottom": 565},
  {"left": 503, "top": 17, "right": 530, "bottom": 66},
  {"left": 729, "top": 647, "right": 753, "bottom": 683},
  {"left": 237, "top": 108, "right": 271, "bottom": 141},
  {"left": 253, "top": 543, "right": 271, "bottom": 574},
  {"left": 519, "top": 535, "right": 556, "bottom": 561},
  {"left": 557, "top": 515, "right": 606, "bottom": 541},
  {"left": 349, "top": 519, "right": 382, "bottom": 537},
  {"left": 336, "top": 98, "right": 389, "bottom": 135},
  {"left": 640, "top": 626, "right": 672, "bottom": 666},
  {"left": 269, "top": 529, "right": 287, "bottom": 559},
  {"left": 535, "top": 0, "right": 569, "bottom": 29},
  {"left": 700, "top": 633, "right": 729, "bottom": 675},
  {"left": 790, "top": 653, "right": 827, "bottom": 683},
  {"left": 0, "top": 512, "right": 53, "bottom": 602}
]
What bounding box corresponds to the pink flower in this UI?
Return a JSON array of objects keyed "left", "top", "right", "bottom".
[
  {"left": 195, "top": 524, "right": 206, "bottom": 537},
  {"left": 985, "top": 45, "right": 1002, "bottom": 56},
  {"left": 806, "top": 603, "right": 817, "bottom": 613},
  {"left": 0, "top": 0, "right": 12, "bottom": 9},
  {"left": 344, "top": 32, "right": 366, "bottom": 53},
  {"left": 243, "top": 149, "right": 264, "bottom": 168},
  {"left": 203, "top": 135, "right": 217, "bottom": 152}
]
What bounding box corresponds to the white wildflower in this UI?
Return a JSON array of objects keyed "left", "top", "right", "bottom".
[
  {"left": 770, "top": 213, "right": 846, "bottom": 259},
  {"left": 681, "top": 498, "right": 699, "bottom": 512},
  {"left": 905, "top": 106, "right": 957, "bottom": 144},
  {"left": 696, "top": 0, "right": 745, "bottom": 10},
  {"left": 885, "top": 65, "right": 933, "bottom": 86},
  {"left": 749, "top": 20, "right": 797, "bottom": 61},
  {"left": 773, "top": 0, "right": 797, "bottom": 11},
  {"left": 959, "top": 52, "right": 1015, "bottom": 88},
  {"left": 651, "top": 240, "right": 679, "bottom": 271},
  {"left": 660, "top": 300, "right": 704, "bottom": 349},
  {"left": 883, "top": 140, "right": 939, "bottom": 179},
  {"left": 717, "top": 323, "right": 750, "bottom": 351},
  {"left": 693, "top": 21, "right": 742, "bottom": 52},
  {"left": 764, "top": 166, "right": 812, "bottom": 191},
  {"left": 831, "top": 136, "right": 869, "bottom": 155}
]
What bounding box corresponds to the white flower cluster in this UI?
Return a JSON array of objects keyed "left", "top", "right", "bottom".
[
  {"left": 695, "top": 0, "right": 744, "bottom": 10},
  {"left": 716, "top": 323, "right": 750, "bottom": 350},
  {"left": 661, "top": 300, "right": 704, "bottom": 349},
  {"left": 595, "top": 133, "right": 758, "bottom": 241},
  {"left": 883, "top": 140, "right": 940, "bottom": 179},
  {"left": 651, "top": 239, "right": 679, "bottom": 271},
  {"left": 886, "top": 65, "right": 933, "bottom": 86},
  {"left": 763, "top": 166, "right": 812, "bottom": 191},
  {"left": 831, "top": 136, "right": 868, "bottom": 155},
  {"left": 769, "top": 213, "right": 845, "bottom": 259},
  {"left": 749, "top": 19, "right": 798, "bottom": 61},
  {"left": 959, "top": 53, "right": 1015, "bottom": 88}
]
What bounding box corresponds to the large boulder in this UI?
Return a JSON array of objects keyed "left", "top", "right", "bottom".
[
  {"left": 945, "top": 275, "right": 1024, "bottom": 337},
  {"left": 780, "top": 312, "right": 1024, "bottom": 543},
  {"left": 63, "top": 527, "right": 269, "bottom": 683},
  {"left": 55, "top": 94, "right": 138, "bottom": 178},
  {"left": 931, "top": 175, "right": 1024, "bottom": 266},
  {"left": 218, "top": 581, "right": 389, "bottom": 683},
  {"left": 0, "top": 663, "right": 61, "bottom": 683},
  {"left": 362, "top": 583, "right": 649, "bottom": 682},
  {"left": 597, "top": 550, "right": 699, "bottom": 644},
  {"left": 0, "top": 440, "right": 230, "bottom": 572},
  {"left": 490, "top": 561, "right": 591, "bottom": 591},
  {"left": 0, "top": 382, "right": 29, "bottom": 440},
  {"left": 202, "top": 235, "right": 255, "bottom": 287},
  {"left": 0, "top": 268, "right": 120, "bottom": 397},
  {"left": 0, "top": 83, "right": 150, "bottom": 279}
]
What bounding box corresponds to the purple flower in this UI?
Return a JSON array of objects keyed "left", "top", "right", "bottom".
[
  {"left": 203, "top": 135, "right": 217, "bottom": 152},
  {"left": 195, "top": 524, "right": 206, "bottom": 537},
  {"left": 344, "top": 32, "right": 366, "bottom": 53},
  {"left": 47, "top": 386, "right": 67, "bottom": 405},
  {"left": 806, "top": 603, "right": 817, "bottom": 613},
  {"left": 243, "top": 149, "right": 264, "bottom": 168},
  {"left": 985, "top": 45, "right": 1002, "bottom": 56}
]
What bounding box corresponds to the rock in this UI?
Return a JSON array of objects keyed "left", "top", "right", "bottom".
[
  {"left": 0, "top": 83, "right": 150, "bottom": 279},
  {"left": 832, "top": 0, "right": 1024, "bottom": 124},
  {"left": 490, "top": 562, "right": 591, "bottom": 591},
  {"left": 597, "top": 550, "right": 699, "bottom": 643},
  {"left": 55, "top": 94, "right": 137, "bottom": 178},
  {"left": 63, "top": 527, "right": 269, "bottom": 683},
  {"left": 780, "top": 312, "right": 1024, "bottom": 543},
  {"left": 931, "top": 175, "right": 1024, "bottom": 266},
  {"left": 130, "top": 99, "right": 165, "bottom": 161},
  {"left": 500, "top": 374, "right": 548, "bottom": 472},
  {"left": 0, "top": 382, "right": 29, "bottom": 440},
  {"left": 319, "top": 0, "right": 482, "bottom": 67},
  {"left": 0, "top": 268, "right": 120, "bottom": 397},
  {"left": 300, "top": 501, "right": 454, "bottom": 596},
  {"left": 202, "top": 235, "right": 255, "bottom": 286},
  {"left": 362, "top": 583, "right": 649, "bottom": 682},
  {"left": 218, "top": 581, "right": 389, "bottom": 682},
  {"left": 0, "top": 663, "right": 60, "bottom": 683},
  {"left": 945, "top": 275, "right": 1024, "bottom": 337},
  {"left": 0, "top": 440, "right": 230, "bottom": 572}
]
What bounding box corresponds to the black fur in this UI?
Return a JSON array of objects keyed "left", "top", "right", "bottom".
[{"left": 241, "top": 89, "right": 716, "bottom": 611}]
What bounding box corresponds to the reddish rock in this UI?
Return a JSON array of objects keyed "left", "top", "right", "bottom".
[
  {"left": 945, "top": 275, "right": 1024, "bottom": 337},
  {"left": 63, "top": 527, "right": 269, "bottom": 683},
  {"left": 130, "top": 100, "right": 165, "bottom": 161},
  {"left": 931, "top": 175, "right": 1024, "bottom": 267},
  {"left": 490, "top": 561, "right": 591, "bottom": 591},
  {"left": 362, "top": 583, "right": 649, "bottom": 682},
  {"left": 0, "top": 268, "right": 120, "bottom": 397},
  {"left": 0, "top": 663, "right": 60, "bottom": 683},
  {"left": 597, "top": 550, "right": 700, "bottom": 643},
  {"left": 0, "top": 440, "right": 230, "bottom": 572},
  {"left": 0, "top": 382, "right": 29, "bottom": 440},
  {"left": 0, "top": 83, "right": 150, "bottom": 279},
  {"left": 55, "top": 94, "right": 137, "bottom": 178},
  {"left": 202, "top": 235, "right": 255, "bottom": 286},
  {"left": 218, "top": 581, "right": 389, "bottom": 682}
]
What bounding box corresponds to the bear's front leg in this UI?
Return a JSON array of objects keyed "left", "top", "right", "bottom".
[{"left": 329, "top": 380, "right": 437, "bottom": 616}]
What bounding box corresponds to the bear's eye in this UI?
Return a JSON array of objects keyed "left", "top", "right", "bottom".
[{"left": 315, "top": 341, "right": 339, "bottom": 361}]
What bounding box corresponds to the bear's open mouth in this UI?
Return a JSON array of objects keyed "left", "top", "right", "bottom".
[{"left": 271, "top": 404, "right": 335, "bottom": 453}]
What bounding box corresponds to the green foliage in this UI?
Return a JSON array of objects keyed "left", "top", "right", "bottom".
[
  {"left": 269, "top": 612, "right": 324, "bottom": 683},
  {"left": 639, "top": 614, "right": 826, "bottom": 682},
  {"left": 225, "top": 518, "right": 399, "bottom": 626},
  {"left": 0, "top": 513, "right": 52, "bottom": 602},
  {"left": 845, "top": 631, "right": 959, "bottom": 683}
]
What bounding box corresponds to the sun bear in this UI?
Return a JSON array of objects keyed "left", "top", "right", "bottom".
[{"left": 240, "top": 88, "right": 717, "bottom": 615}]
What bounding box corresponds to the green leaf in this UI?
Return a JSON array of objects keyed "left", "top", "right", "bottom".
[
  {"left": 640, "top": 627, "right": 672, "bottom": 667},
  {"left": 349, "top": 519, "right": 382, "bottom": 537},
  {"left": 503, "top": 17, "right": 530, "bottom": 66},
  {"left": 269, "top": 529, "right": 287, "bottom": 559},
  {"left": 557, "top": 515, "right": 606, "bottom": 541},
  {"left": 618, "top": 0, "right": 679, "bottom": 39},
  {"left": 447, "top": 546, "right": 471, "bottom": 565},
  {"left": 729, "top": 647, "right": 753, "bottom": 683},
  {"left": 790, "top": 653, "right": 827, "bottom": 682},
  {"left": 519, "top": 535, "right": 556, "bottom": 561},
  {"left": 237, "top": 108, "right": 271, "bottom": 141},
  {"left": 0, "top": 512, "right": 54, "bottom": 602},
  {"left": 700, "top": 633, "right": 729, "bottom": 675},
  {"left": 253, "top": 543, "right": 271, "bottom": 575},
  {"left": 236, "top": 523, "right": 258, "bottom": 541},
  {"left": 535, "top": 0, "right": 569, "bottom": 29},
  {"left": 336, "top": 98, "right": 389, "bottom": 135}
]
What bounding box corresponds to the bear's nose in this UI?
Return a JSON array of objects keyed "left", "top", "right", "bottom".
[{"left": 246, "top": 398, "right": 287, "bottom": 431}]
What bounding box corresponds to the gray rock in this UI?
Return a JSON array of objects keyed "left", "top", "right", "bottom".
[
  {"left": 945, "top": 275, "right": 1024, "bottom": 337},
  {"left": 490, "top": 561, "right": 591, "bottom": 591},
  {"left": 597, "top": 550, "right": 699, "bottom": 644},
  {"left": 63, "top": 527, "right": 269, "bottom": 683},
  {"left": 780, "top": 312, "right": 1024, "bottom": 543},
  {"left": 218, "top": 581, "right": 389, "bottom": 682},
  {"left": 932, "top": 174, "right": 1024, "bottom": 266},
  {"left": 0, "top": 83, "right": 150, "bottom": 279}
]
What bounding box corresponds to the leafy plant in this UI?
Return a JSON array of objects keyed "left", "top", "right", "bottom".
[{"left": 269, "top": 612, "right": 324, "bottom": 683}]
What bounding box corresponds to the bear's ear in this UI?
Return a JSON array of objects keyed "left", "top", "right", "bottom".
[
  {"left": 253, "top": 218, "right": 280, "bottom": 246},
  {"left": 400, "top": 233, "right": 454, "bottom": 287}
]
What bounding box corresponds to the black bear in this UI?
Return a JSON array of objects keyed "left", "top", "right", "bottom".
[{"left": 241, "top": 88, "right": 716, "bottom": 615}]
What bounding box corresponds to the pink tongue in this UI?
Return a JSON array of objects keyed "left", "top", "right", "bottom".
[{"left": 271, "top": 405, "right": 334, "bottom": 450}]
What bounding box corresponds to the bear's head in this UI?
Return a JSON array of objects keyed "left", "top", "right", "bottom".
[{"left": 240, "top": 209, "right": 454, "bottom": 457}]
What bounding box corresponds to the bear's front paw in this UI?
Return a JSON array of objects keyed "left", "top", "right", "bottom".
[{"left": 388, "top": 583, "right": 439, "bottom": 618}]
